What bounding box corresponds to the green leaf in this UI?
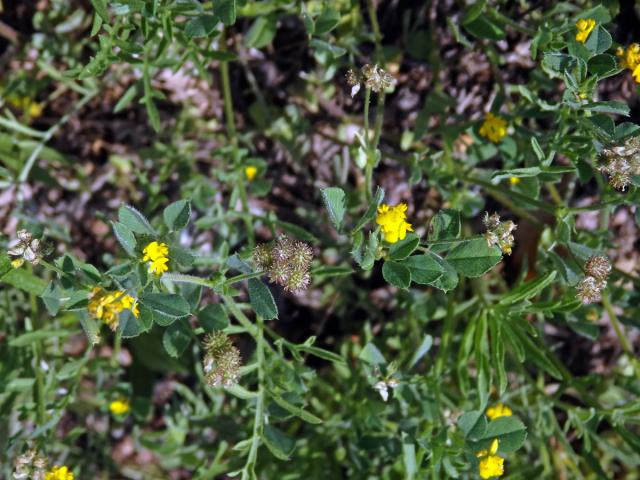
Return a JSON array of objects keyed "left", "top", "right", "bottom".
[
  {"left": 583, "top": 101, "right": 630, "bottom": 116},
  {"left": 382, "top": 261, "right": 411, "bottom": 289},
  {"left": 429, "top": 254, "right": 459, "bottom": 292},
  {"left": 446, "top": 238, "right": 502, "bottom": 278},
  {"left": 388, "top": 233, "right": 420, "bottom": 260},
  {"left": 112, "top": 221, "right": 137, "bottom": 257},
  {"left": 320, "top": 187, "right": 346, "bottom": 231},
  {"left": 270, "top": 392, "right": 322, "bottom": 424},
  {"left": 297, "top": 345, "right": 346, "bottom": 365},
  {"left": 89, "top": 0, "right": 109, "bottom": 21},
  {"left": 184, "top": 14, "right": 219, "bottom": 38},
  {"left": 428, "top": 209, "right": 461, "bottom": 247},
  {"left": 2, "top": 268, "right": 47, "bottom": 295},
  {"left": 353, "top": 187, "right": 384, "bottom": 232},
  {"left": 79, "top": 312, "right": 101, "bottom": 345},
  {"left": 119, "top": 307, "right": 153, "bottom": 338},
  {"left": 401, "top": 254, "right": 444, "bottom": 285},
  {"left": 409, "top": 334, "right": 433, "bottom": 369},
  {"left": 457, "top": 410, "right": 487, "bottom": 440},
  {"left": 248, "top": 278, "right": 278, "bottom": 320},
  {"left": 114, "top": 84, "right": 138, "bottom": 113},
  {"left": 498, "top": 271, "right": 557, "bottom": 306},
  {"left": 217, "top": 0, "right": 236, "bottom": 26},
  {"left": 118, "top": 204, "right": 155, "bottom": 235},
  {"left": 9, "top": 329, "right": 70, "bottom": 347},
  {"left": 402, "top": 432, "right": 417, "bottom": 479},
  {"left": 262, "top": 425, "right": 295, "bottom": 460},
  {"left": 314, "top": 8, "right": 340, "bottom": 35},
  {"left": 163, "top": 200, "right": 191, "bottom": 231},
  {"left": 584, "top": 25, "right": 612, "bottom": 55},
  {"left": 245, "top": 16, "right": 277, "bottom": 48},
  {"left": 463, "top": 16, "right": 505, "bottom": 40},
  {"left": 140, "top": 293, "right": 191, "bottom": 321},
  {"left": 588, "top": 54, "right": 618, "bottom": 77},
  {"left": 163, "top": 319, "right": 192, "bottom": 358},
  {"left": 198, "top": 304, "right": 229, "bottom": 332},
  {"left": 481, "top": 416, "right": 527, "bottom": 452},
  {"left": 359, "top": 342, "right": 386, "bottom": 365},
  {"left": 41, "top": 281, "right": 62, "bottom": 315},
  {"left": 0, "top": 253, "right": 12, "bottom": 278}
]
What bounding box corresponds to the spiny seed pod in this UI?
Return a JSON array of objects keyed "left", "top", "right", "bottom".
[
  {"left": 584, "top": 255, "right": 611, "bottom": 281},
  {"left": 284, "top": 270, "right": 311, "bottom": 293},
  {"left": 289, "top": 241, "right": 313, "bottom": 269},
  {"left": 483, "top": 212, "right": 501, "bottom": 231},
  {"left": 600, "top": 136, "right": 640, "bottom": 191},
  {"left": 202, "top": 332, "right": 241, "bottom": 388},
  {"left": 252, "top": 236, "right": 314, "bottom": 293},
  {"left": 252, "top": 243, "right": 272, "bottom": 271}
]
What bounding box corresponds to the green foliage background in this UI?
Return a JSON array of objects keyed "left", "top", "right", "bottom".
[{"left": 1, "top": 0, "right": 640, "bottom": 479}]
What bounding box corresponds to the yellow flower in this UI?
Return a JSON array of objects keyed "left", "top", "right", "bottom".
[
  {"left": 109, "top": 398, "right": 130, "bottom": 415},
  {"left": 479, "top": 113, "right": 507, "bottom": 143},
  {"left": 11, "top": 258, "right": 24, "bottom": 268},
  {"left": 616, "top": 44, "right": 640, "bottom": 84},
  {"left": 486, "top": 403, "right": 513, "bottom": 420},
  {"left": 476, "top": 439, "right": 504, "bottom": 479},
  {"left": 575, "top": 18, "right": 595, "bottom": 43},
  {"left": 88, "top": 288, "right": 139, "bottom": 330},
  {"left": 45, "top": 465, "right": 74, "bottom": 480},
  {"left": 376, "top": 203, "right": 413, "bottom": 244},
  {"left": 143, "top": 241, "right": 170, "bottom": 275},
  {"left": 508, "top": 177, "right": 520, "bottom": 186},
  {"left": 245, "top": 166, "right": 258, "bottom": 181}
]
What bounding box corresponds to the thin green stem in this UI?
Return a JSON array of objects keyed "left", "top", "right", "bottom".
[
  {"left": 365, "top": 0, "right": 383, "bottom": 60},
  {"left": 219, "top": 28, "right": 255, "bottom": 247},
  {"left": 602, "top": 292, "right": 639, "bottom": 378},
  {"left": 27, "top": 266, "right": 46, "bottom": 426},
  {"left": 224, "top": 271, "right": 264, "bottom": 286},
  {"left": 243, "top": 314, "right": 265, "bottom": 480}
]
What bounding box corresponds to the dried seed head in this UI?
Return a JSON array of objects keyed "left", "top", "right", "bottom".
[
  {"left": 576, "top": 276, "right": 605, "bottom": 304},
  {"left": 202, "top": 332, "right": 241, "bottom": 388},
  {"left": 252, "top": 243, "right": 272, "bottom": 270},
  {"left": 252, "top": 236, "right": 314, "bottom": 292},
  {"left": 584, "top": 255, "right": 611, "bottom": 280},
  {"left": 7, "top": 229, "right": 45, "bottom": 266},
  {"left": 600, "top": 136, "right": 640, "bottom": 190},
  {"left": 483, "top": 212, "right": 517, "bottom": 255},
  {"left": 13, "top": 449, "right": 47, "bottom": 480}
]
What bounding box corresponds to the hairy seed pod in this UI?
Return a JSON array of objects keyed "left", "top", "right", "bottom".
[
  {"left": 202, "top": 332, "right": 241, "bottom": 388},
  {"left": 584, "top": 255, "right": 611, "bottom": 281}
]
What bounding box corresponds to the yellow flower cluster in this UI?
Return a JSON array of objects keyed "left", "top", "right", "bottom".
[
  {"left": 617, "top": 44, "right": 640, "bottom": 83},
  {"left": 6, "top": 95, "right": 44, "bottom": 118},
  {"left": 143, "top": 241, "right": 169, "bottom": 275},
  {"left": 375, "top": 203, "right": 413, "bottom": 244},
  {"left": 45, "top": 465, "right": 74, "bottom": 480},
  {"left": 486, "top": 403, "right": 513, "bottom": 420},
  {"left": 476, "top": 439, "right": 505, "bottom": 479},
  {"left": 109, "top": 398, "right": 130, "bottom": 415},
  {"left": 575, "top": 18, "right": 595, "bottom": 43},
  {"left": 88, "top": 287, "right": 139, "bottom": 331},
  {"left": 479, "top": 113, "right": 507, "bottom": 143},
  {"left": 245, "top": 166, "right": 258, "bottom": 181}
]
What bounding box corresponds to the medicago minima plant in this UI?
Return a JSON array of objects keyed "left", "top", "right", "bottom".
[{"left": 1, "top": 1, "right": 640, "bottom": 479}]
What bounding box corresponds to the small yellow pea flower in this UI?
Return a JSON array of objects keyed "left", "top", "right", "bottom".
[
  {"left": 45, "top": 465, "right": 74, "bottom": 480},
  {"left": 142, "top": 241, "right": 170, "bottom": 275},
  {"left": 476, "top": 439, "right": 505, "bottom": 479},
  {"left": 508, "top": 177, "right": 520, "bottom": 186},
  {"left": 575, "top": 18, "right": 596, "bottom": 44},
  {"left": 486, "top": 403, "right": 513, "bottom": 420},
  {"left": 245, "top": 166, "right": 258, "bottom": 181},
  {"left": 479, "top": 113, "right": 507, "bottom": 143},
  {"left": 375, "top": 203, "right": 413, "bottom": 244},
  {"left": 11, "top": 258, "right": 24, "bottom": 268},
  {"left": 109, "top": 398, "right": 130, "bottom": 416}
]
